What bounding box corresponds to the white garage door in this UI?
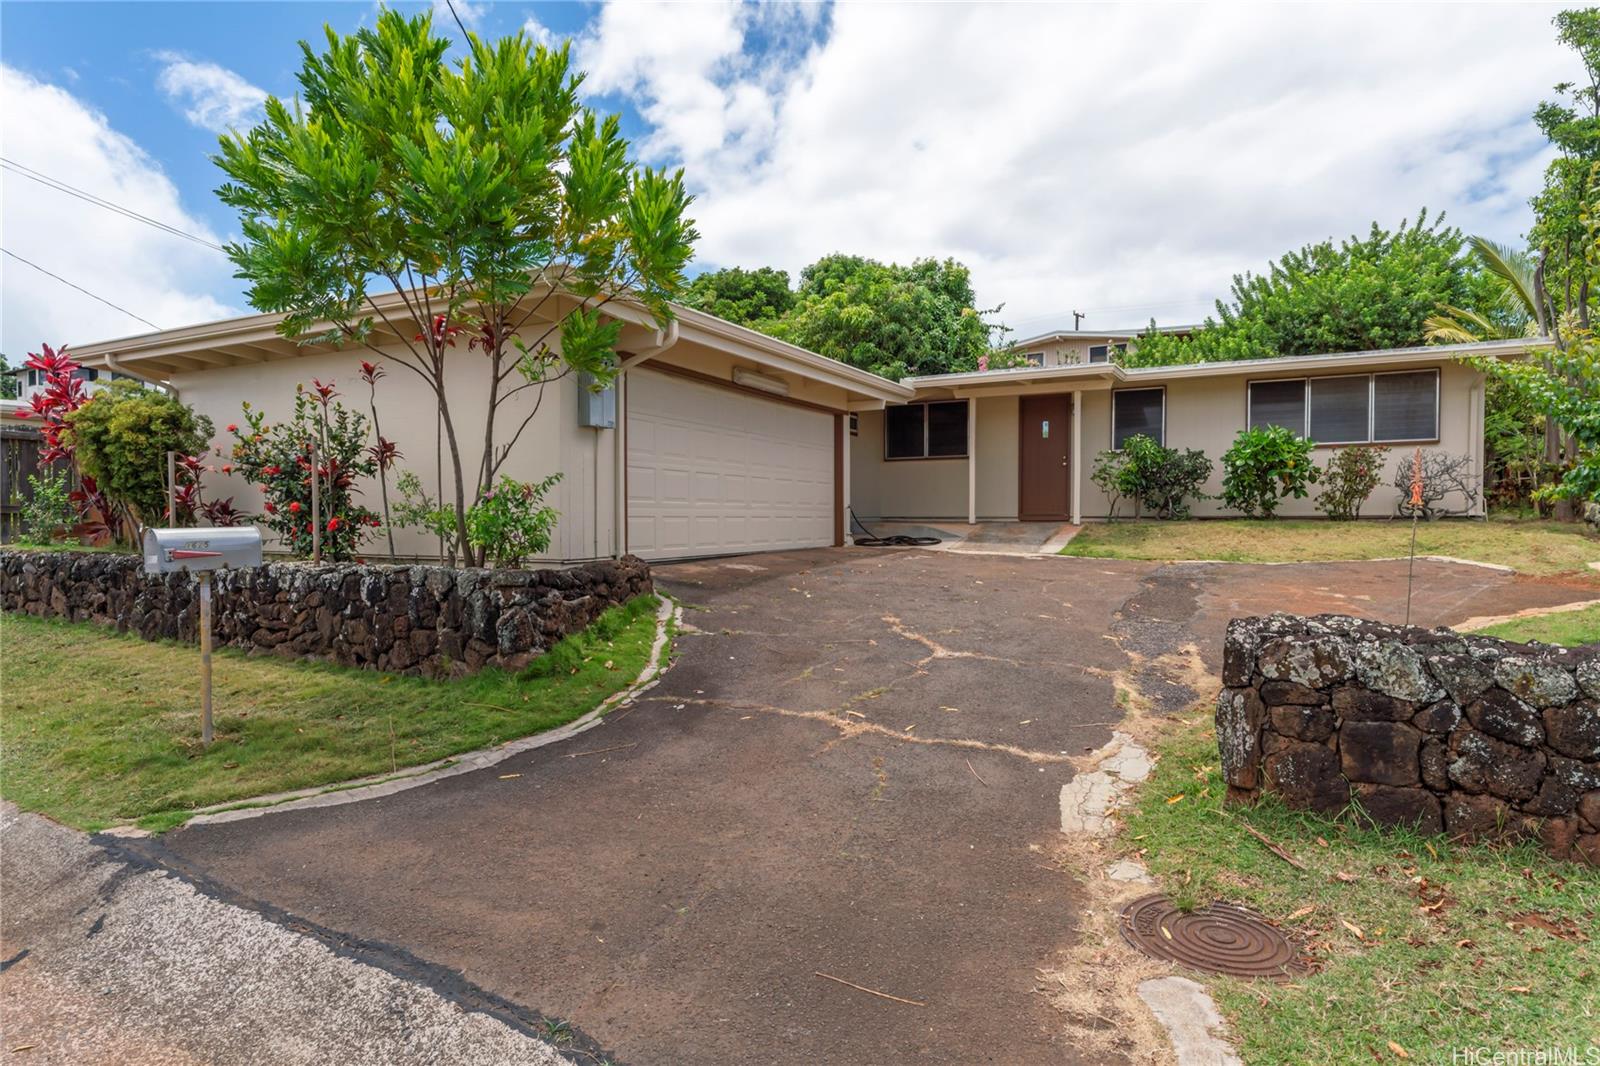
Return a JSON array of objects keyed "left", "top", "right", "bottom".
[{"left": 627, "top": 369, "right": 835, "bottom": 560}]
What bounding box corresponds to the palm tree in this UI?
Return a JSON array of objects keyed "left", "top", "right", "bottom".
[{"left": 1423, "top": 237, "right": 1538, "bottom": 343}]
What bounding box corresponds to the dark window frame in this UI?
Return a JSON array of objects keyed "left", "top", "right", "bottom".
[
  {"left": 1110, "top": 386, "right": 1166, "bottom": 449},
  {"left": 884, "top": 400, "right": 970, "bottom": 461}
]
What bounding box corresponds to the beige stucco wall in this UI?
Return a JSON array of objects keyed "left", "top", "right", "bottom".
[
  {"left": 854, "top": 359, "right": 1485, "bottom": 523},
  {"left": 1078, "top": 360, "right": 1485, "bottom": 519},
  {"left": 849, "top": 396, "right": 1019, "bottom": 520},
  {"left": 169, "top": 335, "right": 615, "bottom": 563}
]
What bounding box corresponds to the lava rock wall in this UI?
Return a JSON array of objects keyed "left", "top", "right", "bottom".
[
  {"left": 1218, "top": 613, "right": 1599, "bottom": 865},
  {"left": 1, "top": 549, "right": 653, "bottom": 677}
]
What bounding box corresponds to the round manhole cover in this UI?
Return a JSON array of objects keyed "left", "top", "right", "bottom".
[{"left": 1118, "top": 894, "right": 1310, "bottom": 980}]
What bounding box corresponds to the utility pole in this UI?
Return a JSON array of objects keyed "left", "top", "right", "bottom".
[{"left": 1072, "top": 311, "right": 1085, "bottom": 330}]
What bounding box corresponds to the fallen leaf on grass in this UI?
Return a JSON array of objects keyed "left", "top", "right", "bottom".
[
  {"left": 1341, "top": 919, "right": 1365, "bottom": 940},
  {"left": 1334, "top": 871, "right": 1357, "bottom": 883},
  {"left": 1388, "top": 1041, "right": 1409, "bottom": 1059},
  {"left": 1316, "top": 837, "right": 1330, "bottom": 848},
  {"left": 1508, "top": 912, "right": 1587, "bottom": 942},
  {"left": 1166, "top": 794, "right": 1185, "bottom": 805},
  {"left": 1287, "top": 905, "right": 1317, "bottom": 921}
]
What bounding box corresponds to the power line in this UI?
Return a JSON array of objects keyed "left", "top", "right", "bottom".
[
  {"left": 1, "top": 247, "right": 163, "bottom": 331},
  {"left": 0, "top": 158, "right": 227, "bottom": 253}
]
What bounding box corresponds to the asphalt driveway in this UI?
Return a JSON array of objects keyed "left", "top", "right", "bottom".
[{"left": 120, "top": 548, "right": 1594, "bottom": 1064}]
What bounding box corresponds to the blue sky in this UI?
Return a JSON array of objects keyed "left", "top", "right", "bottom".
[{"left": 0, "top": 2, "right": 1579, "bottom": 359}]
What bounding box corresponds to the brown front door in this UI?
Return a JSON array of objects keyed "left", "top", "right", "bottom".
[{"left": 1018, "top": 394, "right": 1071, "bottom": 520}]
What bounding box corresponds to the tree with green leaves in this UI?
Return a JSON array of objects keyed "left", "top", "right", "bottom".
[
  {"left": 215, "top": 10, "right": 697, "bottom": 563},
  {"left": 681, "top": 266, "right": 796, "bottom": 329},
  {"left": 766, "top": 254, "right": 1004, "bottom": 379},
  {"left": 1123, "top": 211, "right": 1474, "bottom": 367},
  {"left": 0, "top": 354, "right": 18, "bottom": 400}
]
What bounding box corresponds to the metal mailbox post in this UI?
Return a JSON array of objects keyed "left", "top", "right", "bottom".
[{"left": 143, "top": 527, "right": 264, "bottom": 746}]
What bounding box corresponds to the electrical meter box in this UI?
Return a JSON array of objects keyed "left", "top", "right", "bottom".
[{"left": 577, "top": 371, "right": 617, "bottom": 428}]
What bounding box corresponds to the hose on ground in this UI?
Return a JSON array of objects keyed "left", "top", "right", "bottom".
[{"left": 848, "top": 509, "right": 942, "bottom": 547}]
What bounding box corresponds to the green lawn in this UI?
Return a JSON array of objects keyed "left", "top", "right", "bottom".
[
  {"left": 1474, "top": 603, "right": 1600, "bottom": 647},
  {"left": 1124, "top": 716, "right": 1599, "bottom": 1064},
  {"left": 1062, "top": 517, "right": 1600, "bottom": 577},
  {"left": 0, "top": 595, "right": 662, "bottom": 831}
]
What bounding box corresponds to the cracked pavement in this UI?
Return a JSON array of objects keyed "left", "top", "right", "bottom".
[{"left": 52, "top": 548, "right": 1597, "bottom": 1065}]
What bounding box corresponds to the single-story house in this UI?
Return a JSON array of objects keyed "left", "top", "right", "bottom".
[
  {"left": 68, "top": 291, "right": 1543, "bottom": 563},
  {"left": 1009, "top": 324, "right": 1197, "bottom": 368}
]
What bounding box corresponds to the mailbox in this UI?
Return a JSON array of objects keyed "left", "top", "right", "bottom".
[{"left": 143, "top": 526, "right": 263, "bottom": 576}]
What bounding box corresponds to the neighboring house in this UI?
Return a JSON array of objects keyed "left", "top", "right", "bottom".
[
  {"left": 1009, "top": 324, "right": 1196, "bottom": 368},
  {"left": 852, "top": 338, "right": 1537, "bottom": 524},
  {"left": 68, "top": 291, "right": 1541, "bottom": 562},
  {"left": 10, "top": 365, "right": 135, "bottom": 404}
]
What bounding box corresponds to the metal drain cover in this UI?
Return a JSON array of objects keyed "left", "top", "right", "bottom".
[{"left": 1118, "top": 894, "right": 1310, "bottom": 980}]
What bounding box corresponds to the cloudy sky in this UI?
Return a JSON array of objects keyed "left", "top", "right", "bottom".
[{"left": 0, "top": 1, "right": 1580, "bottom": 361}]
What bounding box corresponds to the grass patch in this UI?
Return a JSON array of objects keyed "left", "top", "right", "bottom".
[
  {"left": 1124, "top": 716, "right": 1599, "bottom": 1064},
  {"left": 0, "top": 594, "right": 662, "bottom": 831},
  {"left": 1474, "top": 604, "right": 1600, "bottom": 647},
  {"left": 1062, "top": 516, "right": 1600, "bottom": 577}
]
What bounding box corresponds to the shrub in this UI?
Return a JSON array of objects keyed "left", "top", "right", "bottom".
[
  {"left": 1392, "top": 450, "right": 1481, "bottom": 520},
  {"left": 63, "top": 380, "right": 214, "bottom": 532},
  {"left": 393, "top": 470, "right": 462, "bottom": 565},
  {"left": 1116, "top": 434, "right": 1213, "bottom": 519},
  {"left": 1316, "top": 445, "right": 1391, "bottom": 520},
  {"left": 1221, "top": 426, "right": 1319, "bottom": 518},
  {"left": 17, "top": 470, "right": 77, "bottom": 546},
  {"left": 1090, "top": 449, "right": 1131, "bottom": 519},
  {"left": 465, "top": 474, "right": 562, "bottom": 568},
  {"left": 228, "top": 382, "right": 378, "bottom": 560}
]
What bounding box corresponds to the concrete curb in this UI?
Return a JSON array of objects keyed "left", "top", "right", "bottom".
[
  {"left": 143, "top": 595, "right": 680, "bottom": 831},
  {"left": 1454, "top": 596, "right": 1600, "bottom": 634}
]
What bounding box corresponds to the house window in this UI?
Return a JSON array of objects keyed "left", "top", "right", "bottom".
[
  {"left": 1246, "top": 369, "right": 1439, "bottom": 444},
  {"left": 1022, "top": 351, "right": 1045, "bottom": 367},
  {"left": 1248, "top": 378, "right": 1306, "bottom": 434},
  {"left": 849, "top": 412, "right": 859, "bottom": 436},
  {"left": 1112, "top": 387, "right": 1165, "bottom": 448},
  {"left": 1088, "top": 343, "right": 1128, "bottom": 364},
  {"left": 1309, "top": 375, "right": 1371, "bottom": 444},
  {"left": 884, "top": 400, "right": 969, "bottom": 460},
  {"left": 1373, "top": 370, "right": 1439, "bottom": 442}
]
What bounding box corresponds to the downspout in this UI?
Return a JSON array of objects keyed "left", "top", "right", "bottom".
[
  {"left": 103, "top": 353, "right": 177, "bottom": 399},
  {"left": 613, "top": 319, "right": 681, "bottom": 559}
]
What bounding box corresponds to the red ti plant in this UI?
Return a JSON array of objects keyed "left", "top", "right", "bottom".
[
  {"left": 360, "top": 360, "right": 400, "bottom": 557},
  {"left": 18, "top": 343, "right": 88, "bottom": 464}
]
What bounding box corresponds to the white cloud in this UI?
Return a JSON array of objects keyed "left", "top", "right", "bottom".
[
  {"left": 154, "top": 51, "right": 266, "bottom": 133},
  {"left": 433, "top": 0, "right": 486, "bottom": 33},
  {"left": 575, "top": 2, "right": 1575, "bottom": 335},
  {"left": 522, "top": 15, "right": 556, "bottom": 49},
  {"left": 0, "top": 65, "right": 234, "bottom": 356}
]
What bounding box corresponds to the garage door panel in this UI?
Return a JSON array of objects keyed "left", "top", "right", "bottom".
[{"left": 628, "top": 370, "right": 834, "bottom": 560}]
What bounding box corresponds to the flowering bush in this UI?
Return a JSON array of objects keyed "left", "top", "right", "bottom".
[
  {"left": 18, "top": 343, "right": 88, "bottom": 463},
  {"left": 465, "top": 474, "right": 562, "bottom": 568},
  {"left": 228, "top": 383, "right": 378, "bottom": 559},
  {"left": 1316, "top": 445, "right": 1391, "bottom": 520},
  {"left": 1221, "top": 426, "right": 1319, "bottom": 518}
]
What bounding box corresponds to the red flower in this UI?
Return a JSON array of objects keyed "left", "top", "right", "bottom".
[
  {"left": 226, "top": 423, "right": 238, "bottom": 433},
  {"left": 289, "top": 501, "right": 302, "bottom": 514},
  {"left": 221, "top": 464, "right": 233, "bottom": 474},
  {"left": 359, "top": 361, "right": 385, "bottom": 385},
  {"left": 265, "top": 502, "right": 277, "bottom": 514},
  {"left": 327, "top": 517, "right": 342, "bottom": 531}
]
